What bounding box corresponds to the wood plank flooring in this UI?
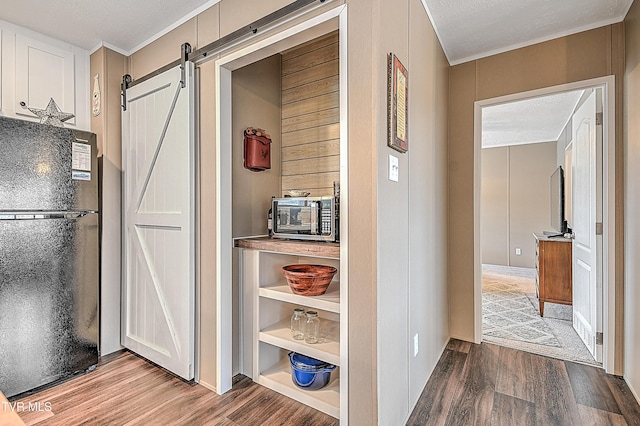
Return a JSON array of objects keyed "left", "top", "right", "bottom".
[
  {"left": 15, "top": 351, "right": 337, "bottom": 426},
  {"left": 12, "top": 341, "right": 640, "bottom": 425},
  {"left": 407, "top": 339, "right": 640, "bottom": 425}
]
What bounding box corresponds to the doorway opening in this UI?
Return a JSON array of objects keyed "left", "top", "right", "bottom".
[{"left": 473, "top": 76, "right": 617, "bottom": 373}]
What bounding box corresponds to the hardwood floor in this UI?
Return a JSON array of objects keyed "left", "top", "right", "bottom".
[
  {"left": 12, "top": 341, "right": 640, "bottom": 425},
  {"left": 407, "top": 339, "right": 640, "bottom": 425},
  {"left": 15, "top": 351, "right": 338, "bottom": 426}
]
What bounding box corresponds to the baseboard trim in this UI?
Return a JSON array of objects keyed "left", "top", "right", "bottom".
[
  {"left": 197, "top": 379, "right": 217, "bottom": 394},
  {"left": 449, "top": 334, "right": 475, "bottom": 343},
  {"left": 624, "top": 376, "right": 640, "bottom": 405},
  {"left": 404, "top": 337, "right": 451, "bottom": 424}
]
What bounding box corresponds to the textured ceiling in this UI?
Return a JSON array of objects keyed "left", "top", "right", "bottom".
[
  {"left": 0, "top": 0, "right": 634, "bottom": 59},
  {"left": 482, "top": 90, "right": 584, "bottom": 148},
  {"left": 0, "top": 1, "right": 615, "bottom": 144},
  {"left": 424, "top": 0, "right": 633, "bottom": 64},
  {"left": 0, "top": 0, "right": 218, "bottom": 53}
]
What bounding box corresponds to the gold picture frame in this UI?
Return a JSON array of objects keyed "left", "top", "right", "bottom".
[{"left": 387, "top": 53, "right": 408, "bottom": 153}]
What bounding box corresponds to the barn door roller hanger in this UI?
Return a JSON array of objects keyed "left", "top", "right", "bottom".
[{"left": 121, "top": 42, "right": 192, "bottom": 112}]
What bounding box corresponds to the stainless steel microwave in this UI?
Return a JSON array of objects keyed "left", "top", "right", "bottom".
[{"left": 271, "top": 196, "right": 337, "bottom": 241}]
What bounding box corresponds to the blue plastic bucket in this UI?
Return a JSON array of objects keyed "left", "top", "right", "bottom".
[{"left": 288, "top": 352, "right": 336, "bottom": 390}]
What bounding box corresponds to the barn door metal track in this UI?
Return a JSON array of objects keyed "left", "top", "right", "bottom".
[{"left": 121, "top": 0, "right": 324, "bottom": 109}]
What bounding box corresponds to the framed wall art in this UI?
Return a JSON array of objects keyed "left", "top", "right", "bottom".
[{"left": 387, "top": 53, "right": 408, "bottom": 153}]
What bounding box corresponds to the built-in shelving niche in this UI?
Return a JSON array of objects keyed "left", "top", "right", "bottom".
[{"left": 231, "top": 28, "right": 343, "bottom": 420}]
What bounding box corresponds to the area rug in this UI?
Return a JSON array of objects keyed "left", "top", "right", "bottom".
[
  {"left": 482, "top": 273, "right": 561, "bottom": 347},
  {"left": 482, "top": 264, "right": 599, "bottom": 366}
]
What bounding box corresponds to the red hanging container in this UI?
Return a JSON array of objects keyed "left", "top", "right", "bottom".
[{"left": 243, "top": 129, "right": 272, "bottom": 172}]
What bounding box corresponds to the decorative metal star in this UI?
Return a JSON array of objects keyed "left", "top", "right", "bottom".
[{"left": 21, "top": 98, "right": 75, "bottom": 127}]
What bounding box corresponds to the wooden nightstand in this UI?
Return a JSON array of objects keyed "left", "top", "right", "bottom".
[{"left": 533, "top": 233, "right": 572, "bottom": 317}]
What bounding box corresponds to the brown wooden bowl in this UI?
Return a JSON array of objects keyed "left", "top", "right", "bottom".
[{"left": 282, "top": 264, "right": 337, "bottom": 296}]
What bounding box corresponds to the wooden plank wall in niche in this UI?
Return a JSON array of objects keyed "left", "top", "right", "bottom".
[{"left": 281, "top": 31, "right": 339, "bottom": 196}]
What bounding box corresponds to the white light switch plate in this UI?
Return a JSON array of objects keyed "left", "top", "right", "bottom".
[{"left": 389, "top": 155, "right": 399, "bottom": 182}]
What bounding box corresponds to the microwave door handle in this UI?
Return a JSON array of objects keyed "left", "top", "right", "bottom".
[{"left": 311, "top": 202, "right": 319, "bottom": 234}]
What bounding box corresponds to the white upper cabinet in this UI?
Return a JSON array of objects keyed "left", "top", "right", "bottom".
[
  {"left": 14, "top": 34, "right": 76, "bottom": 125},
  {"left": 0, "top": 20, "right": 89, "bottom": 130},
  {"left": 0, "top": 29, "right": 3, "bottom": 113}
]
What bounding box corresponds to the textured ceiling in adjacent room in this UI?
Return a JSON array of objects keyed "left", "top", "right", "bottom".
[{"left": 482, "top": 90, "right": 585, "bottom": 148}]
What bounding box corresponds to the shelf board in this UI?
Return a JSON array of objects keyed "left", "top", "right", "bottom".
[
  {"left": 260, "top": 319, "right": 340, "bottom": 366},
  {"left": 235, "top": 237, "right": 340, "bottom": 259},
  {"left": 258, "top": 358, "right": 339, "bottom": 419},
  {"left": 259, "top": 280, "right": 340, "bottom": 313}
]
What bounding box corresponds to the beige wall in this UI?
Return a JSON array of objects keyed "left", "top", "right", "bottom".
[
  {"left": 218, "top": 0, "right": 294, "bottom": 38},
  {"left": 108, "top": 0, "right": 450, "bottom": 423},
  {"left": 374, "top": 0, "right": 411, "bottom": 421},
  {"left": 231, "top": 55, "right": 282, "bottom": 375},
  {"left": 262, "top": 1, "right": 393, "bottom": 422},
  {"left": 509, "top": 142, "right": 558, "bottom": 268},
  {"left": 90, "top": 47, "right": 126, "bottom": 355},
  {"left": 373, "top": 0, "right": 450, "bottom": 423},
  {"left": 481, "top": 142, "right": 558, "bottom": 268},
  {"left": 232, "top": 56, "right": 282, "bottom": 238},
  {"left": 449, "top": 25, "right": 626, "bottom": 374},
  {"left": 345, "top": 1, "right": 377, "bottom": 423},
  {"left": 406, "top": 0, "right": 450, "bottom": 413},
  {"left": 197, "top": 57, "right": 218, "bottom": 390},
  {"left": 128, "top": 19, "right": 198, "bottom": 80},
  {"left": 481, "top": 147, "right": 510, "bottom": 265},
  {"left": 624, "top": 0, "right": 640, "bottom": 402}
]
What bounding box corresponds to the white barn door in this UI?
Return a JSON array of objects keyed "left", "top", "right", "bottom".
[
  {"left": 571, "top": 90, "right": 602, "bottom": 362},
  {"left": 122, "top": 63, "right": 196, "bottom": 379}
]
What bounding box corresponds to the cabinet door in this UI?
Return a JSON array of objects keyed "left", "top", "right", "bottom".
[{"left": 15, "top": 34, "right": 75, "bottom": 125}]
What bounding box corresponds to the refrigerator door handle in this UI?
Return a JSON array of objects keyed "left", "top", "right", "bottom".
[{"left": 0, "top": 211, "right": 97, "bottom": 220}]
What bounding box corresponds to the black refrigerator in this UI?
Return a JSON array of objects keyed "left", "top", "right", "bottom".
[{"left": 0, "top": 116, "right": 99, "bottom": 398}]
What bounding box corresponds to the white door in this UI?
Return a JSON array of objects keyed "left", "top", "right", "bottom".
[
  {"left": 122, "top": 63, "right": 196, "bottom": 379},
  {"left": 571, "top": 90, "right": 602, "bottom": 362}
]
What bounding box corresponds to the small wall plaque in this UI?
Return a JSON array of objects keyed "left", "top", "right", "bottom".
[{"left": 387, "top": 53, "right": 408, "bottom": 153}]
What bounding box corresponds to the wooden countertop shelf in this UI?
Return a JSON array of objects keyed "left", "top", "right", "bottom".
[{"left": 234, "top": 237, "right": 340, "bottom": 259}]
